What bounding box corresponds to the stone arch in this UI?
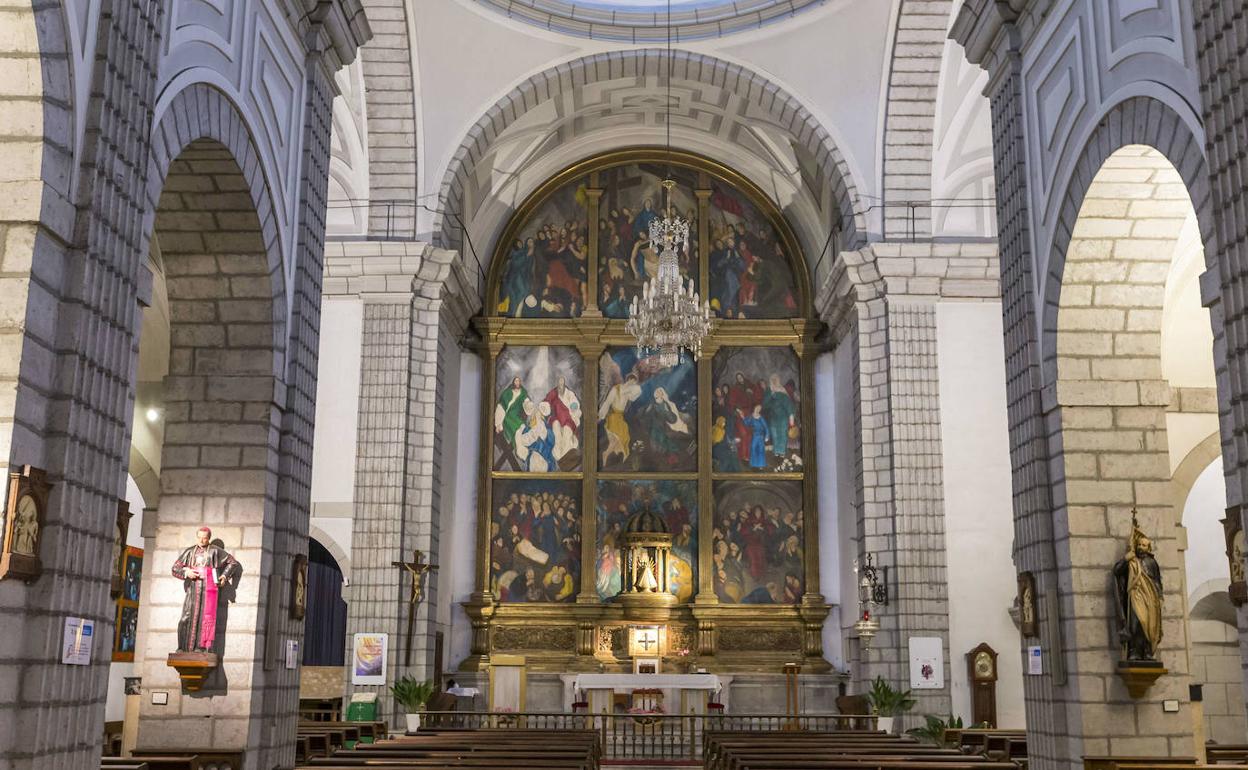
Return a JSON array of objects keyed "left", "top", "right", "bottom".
[
  {"left": 1040, "top": 102, "right": 1228, "bottom": 752},
  {"left": 1040, "top": 97, "right": 1216, "bottom": 379},
  {"left": 1173, "top": 432, "right": 1224, "bottom": 515},
  {"left": 133, "top": 84, "right": 290, "bottom": 760},
  {"left": 141, "top": 84, "right": 288, "bottom": 370},
  {"left": 309, "top": 524, "right": 352, "bottom": 585},
  {"left": 433, "top": 48, "right": 869, "bottom": 270},
  {"left": 880, "top": 0, "right": 956, "bottom": 239}
]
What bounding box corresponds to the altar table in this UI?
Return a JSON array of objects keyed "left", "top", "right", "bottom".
[{"left": 560, "top": 673, "right": 732, "bottom": 714}]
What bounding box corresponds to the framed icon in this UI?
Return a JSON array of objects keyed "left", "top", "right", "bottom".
[
  {"left": 1017, "top": 571, "right": 1038, "bottom": 638},
  {"left": 291, "top": 553, "right": 308, "bottom": 620},
  {"left": 0, "top": 466, "right": 52, "bottom": 582},
  {"left": 113, "top": 546, "right": 143, "bottom": 662}
]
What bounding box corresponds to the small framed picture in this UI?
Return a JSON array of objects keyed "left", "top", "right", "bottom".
[
  {"left": 0, "top": 466, "right": 52, "bottom": 582},
  {"left": 291, "top": 554, "right": 308, "bottom": 620},
  {"left": 1017, "top": 571, "right": 1038, "bottom": 638},
  {"left": 352, "top": 633, "right": 388, "bottom": 685}
]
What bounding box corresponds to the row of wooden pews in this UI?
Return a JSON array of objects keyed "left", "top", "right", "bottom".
[
  {"left": 704, "top": 730, "right": 1022, "bottom": 770},
  {"left": 297, "top": 720, "right": 389, "bottom": 762},
  {"left": 295, "top": 728, "right": 601, "bottom": 770},
  {"left": 948, "top": 729, "right": 1028, "bottom": 765}
]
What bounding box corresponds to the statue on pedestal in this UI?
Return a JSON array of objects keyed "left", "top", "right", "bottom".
[
  {"left": 1112, "top": 515, "right": 1163, "bottom": 661},
  {"left": 172, "top": 527, "right": 241, "bottom": 653}
]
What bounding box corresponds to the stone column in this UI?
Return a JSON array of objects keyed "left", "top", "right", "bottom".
[
  {"left": 951, "top": 5, "right": 1092, "bottom": 767},
  {"left": 1193, "top": 0, "right": 1248, "bottom": 735},
  {"left": 0, "top": 0, "right": 162, "bottom": 766},
  {"left": 338, "top": 242, "right": 470, "bottom": 725}
]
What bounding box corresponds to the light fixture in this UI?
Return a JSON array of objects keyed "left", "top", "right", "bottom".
[
  {"left": 624, "top": 0, "right": 711, "bottom": 368},
  {"left": 853, "top": 554, "right": 888, "bottom": 653},
  {"left": 145, "top": 407, "right": 161, "bottom": 423}
]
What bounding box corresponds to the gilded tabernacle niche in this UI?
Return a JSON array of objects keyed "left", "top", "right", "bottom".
[{"left": 466, "top": 149, "right": 829, "bottom": 674}]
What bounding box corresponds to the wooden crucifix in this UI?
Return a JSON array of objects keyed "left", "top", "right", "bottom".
[{"left": 392, "top": 549, "right": 438, "bottom": 666}]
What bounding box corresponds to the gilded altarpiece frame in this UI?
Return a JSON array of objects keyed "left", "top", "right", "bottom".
[{"left": 463, "top": 150, "right": 830, "bottom": 674}]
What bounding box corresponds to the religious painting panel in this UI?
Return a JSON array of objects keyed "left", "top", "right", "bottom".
[
  {"left": 711, "top": 480, "right": 804, "bottom": 604},
  {"left": 597, "top": 162, "right": 699, "bottom": 318},
  {"left": 598, "top": 347, "right": 697, "bottom": 473},
  {"left": 495, "top": 176, "right": 589, "bottom": 318},
  {"left": 112, "top": 545, "right": 143, "bottom": 662},
  {"left": 493, "top": 345, "right": 584, "bottom": 472},
  {"left": 707, "top": 180, "right": 798, "bottom": 318},
  {"left": 596, "top": 480, "right": 698, "bottom": 603},
  {"left": 711, "top": 347, "right": 801, "bottom": 472},
  {"left": 490, "top": 478, "right": 582, "bottom": 603}
]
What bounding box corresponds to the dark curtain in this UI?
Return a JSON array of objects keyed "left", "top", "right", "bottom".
[{"left": 303, "top": 539, "right": 348, "bottom": 666}]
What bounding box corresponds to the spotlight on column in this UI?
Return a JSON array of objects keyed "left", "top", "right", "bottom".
[{"left": 145, "top": 407, "right": 161, "bottom": 423}]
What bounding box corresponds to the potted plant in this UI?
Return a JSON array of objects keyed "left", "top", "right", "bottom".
[
  {"left": 906, "top": 714, "right": 963, "bottom": 746},
  {"left": 865, "top": 676, "right": 915, "bottom": 734},
  {"left": 390, "top": 675, "right": 435, "bottom": 733}
]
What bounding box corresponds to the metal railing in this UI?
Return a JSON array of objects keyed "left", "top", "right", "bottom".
[{"left": 420, "top": 710, "right": 878, "bottom": 760}]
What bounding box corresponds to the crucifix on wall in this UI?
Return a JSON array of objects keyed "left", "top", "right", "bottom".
[{"left": 392, "top": 549, "right": 438, "bottom": 666}]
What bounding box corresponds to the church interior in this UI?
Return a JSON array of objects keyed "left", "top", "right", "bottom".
[{"left": 0, "top": 0, "right": 1246, "bottom": 768}]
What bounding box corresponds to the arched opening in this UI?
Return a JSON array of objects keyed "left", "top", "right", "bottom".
[
  {"left": 1053, "top": 144, "right": 1236, "bottom": 750},
  {"left": 303, "top": 538, "right": 348, "bottom": 667},
  {"left": 126, "top": 132, "right": 286, "bottom": 760}
]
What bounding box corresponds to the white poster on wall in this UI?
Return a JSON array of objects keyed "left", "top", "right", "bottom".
[
  {"left": 908, "top": 636, "right": 944, "bottom": 689},
  {"left": 62, "top": 617, "right": 94, "bottom": 665},
  {"left": 352, "top": 633, "right": 388, "bottom": 685}
]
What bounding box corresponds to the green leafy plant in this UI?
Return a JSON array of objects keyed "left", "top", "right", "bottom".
[
  {"left": 389, "top": 676, "right": 435, "bottom": 713},
  {"left": 865, "top": 676, "right": 916, "bottom": 717},
  {"left": 906, "top": 714, "right": 964, "bottom": 746}
]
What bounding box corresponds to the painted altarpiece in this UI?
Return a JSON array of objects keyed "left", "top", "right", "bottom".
[{"left": 465, "top": 150, "right": 828, "bottom": 674}]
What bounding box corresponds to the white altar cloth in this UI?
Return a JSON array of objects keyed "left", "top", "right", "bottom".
[{"left": 560, "top": 673, "right": 731, "bottom": 713}]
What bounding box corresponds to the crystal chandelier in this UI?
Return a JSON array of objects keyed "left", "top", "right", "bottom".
[{"left": 625, "top": 0, "right": 711, "bottom": 368}]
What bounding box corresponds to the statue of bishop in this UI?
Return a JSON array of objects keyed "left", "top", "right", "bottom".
[{"left": 171, "top": 527, "right": 241, "bottom": 653}]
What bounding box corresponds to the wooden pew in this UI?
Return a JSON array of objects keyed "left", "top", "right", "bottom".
[
  {"left": 129, "top": 748, "right": 243, "bottom": 770},
  {"left": 1083, "top": 758, "right": 1200, "bottom": 770},
  {"left": 704, "top": 730, "right": 1018, "bottom": 770},
  {"left": 1207, "top": 746, "right": 1248, "bottom": 765},
  {"left": 296, "top": 728, "right": 600, "bottom": 770},
  {"left": 100, "top": 760, "right": 149, "bottom": 770}
]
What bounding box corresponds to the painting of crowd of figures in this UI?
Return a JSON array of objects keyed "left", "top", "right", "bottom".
[
  {"left": 493, "top": 162, "right": 797, "bottom": 321},
  {"left": 486, "top": 153, "right": 810, "bottom": 612}
]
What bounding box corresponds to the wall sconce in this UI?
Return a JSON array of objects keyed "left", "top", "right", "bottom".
[
  {"left": 852, "top": 553, "right": 888, "bottom": 653},
  {"left": 854, "top": 553, "right": 888, "bottom": 607}
]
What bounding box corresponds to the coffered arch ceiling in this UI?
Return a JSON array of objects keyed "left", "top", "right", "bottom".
[
  {"left": 434, "top": 49, "right": 868, "bottom": 293},
  {"left": 469, "top": 0, "right": 830, "bottom": 41}
]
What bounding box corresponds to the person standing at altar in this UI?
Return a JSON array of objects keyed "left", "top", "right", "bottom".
[{"left": 171, "top": 527, "right": 241, "bottom": 653}]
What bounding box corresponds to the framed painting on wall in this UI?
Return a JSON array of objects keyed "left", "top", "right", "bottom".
[
  {"left": 112, "top": 545, "right": 143, "bottom": 662},
  {"left": 493, "top": 346, "right": 583, "bottom": 473},
  {"left": 494, "top": 177, "right": 589, "bottom": 318},
  {"left": 711, "top": 347, "right": 801, "bottom": 473},
  {"left": 598, "top": 347, "right": 698, "bottom": 473},
  {"left": 711, "top": 480, "right": 804, "bottom": 604},
  {"left": 490, "top": 478, "right": 582, "bottom": 603}
]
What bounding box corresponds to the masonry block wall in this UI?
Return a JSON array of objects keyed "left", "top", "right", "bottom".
[
  {"left": 0, "top": 0, "right": 164, "bottom": 764},
  {"left": 1051, "top": 145, "right": 1199, "bottom": 756},
  {"left": 135, "top": 140, "right": 286, "bottom": 759}
]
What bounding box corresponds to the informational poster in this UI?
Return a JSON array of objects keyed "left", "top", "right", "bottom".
[
  {"left": 1027, "top": 645, "right": 1043, "bottom": 675},
  {"left": 908, "top": 636, "right": 944, "bottom": 689},
  {"left": 352, "top": 632, "right": 387, "bottom": 685},
  {"left": 285, "top": 639, "right": 300, "bottom": 670},
  {"left": 62, "top": 617, "right": 94, "bottom": 665}
]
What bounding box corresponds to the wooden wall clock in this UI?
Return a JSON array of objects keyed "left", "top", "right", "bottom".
[
  {"left": 0, "top": 466, "right": 53, "bottom": 582},
  {"left": 966, "top": 642, "right": 998, "bottom": 728}
]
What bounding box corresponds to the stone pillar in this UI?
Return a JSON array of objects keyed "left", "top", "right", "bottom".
[
  {"left": 819, "top": 242, "right": 1003, "bottom": 723},
  {"left": 339, "top": 242, "right": 470, "bottom": 725},
  {"left": 0, "top": 0, "right": 163, "bottom": 765},
  {"left": 1193, "top": 0, "right": 1248, "bottom": 727}
]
